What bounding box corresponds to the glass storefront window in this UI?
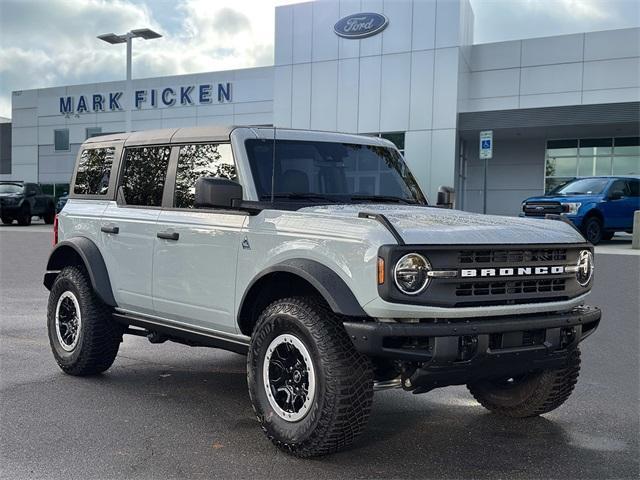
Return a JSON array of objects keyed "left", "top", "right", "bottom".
[
  {"left": 595, "top": 157, "right": 612, "bottom": 176},
  {"left": 612, "top": 156, "right": 640, "bottom": 175},
  {"left": 546, "top": 157, "right": 577, "bottom": 177}
]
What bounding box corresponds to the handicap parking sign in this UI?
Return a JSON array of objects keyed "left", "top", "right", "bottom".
[{"left": 479, "top": 131, "right": 493, "bottom": 159}]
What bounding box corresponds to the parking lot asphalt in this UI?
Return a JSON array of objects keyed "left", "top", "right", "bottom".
[{"left": 1, "top": 223, "right": 638, "bottom": 480}]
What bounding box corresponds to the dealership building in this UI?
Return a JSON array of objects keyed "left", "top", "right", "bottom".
[{"left": 4, "top": 0, "right": 640, "bottom": 215}]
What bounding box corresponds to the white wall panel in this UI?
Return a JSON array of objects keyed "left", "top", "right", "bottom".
[
  {"left": 409, "top": 50, "right": 434, "bottom": 130},
  {"left": 12, "top": 127, "right": 37, "bottom": 147},
  {"left": 291, "top": 63, "right": 312, "bottom": 129},
  {"left": 12, "top": 108, "right": 37, "bottom": 127},
  {"left": 336, "top": 58, "right": 359, "bottom": 133},
  {"left": 132, "top": 119, "right": 162, "bottom": 131},
  {"left": 582, "top": 87, "right": 640, "bottom": 104},
  {"left": 292, "top": 3, "right": 313, "bottom": 64},
  {"left": 11, "top": 89, "right": 38, "bottom": 109},
  {"left": 359, "top": 0, "right": 383, "bottom": 57},
  {"left": 195, "top": 116, "right": 234, "bottom": 127},
  {"left": 311, "top": 61, "right": 339, "bottom": 131},
  {"left": 312, "top": 1, "right": 340, "bottom": 62},
  {"left": 380, "top": 53, "right": 411, "bottom": 132},
  {"left": 233, "top": 112, "right": 273, "bottom": 126},
  {"left": 521, "top": 34, "right": 583, "bottom": 67},
  {"left": 583, "top": 58, "right": 640, "bottom": 91},
  {"left": 233, "top": 101, "right": 273, "bottom": 115},
  {"left": 584, "top": 28, "right": 640, "bottom": 61},
  {"left": 9, "top": 162, "right": 38, "bottom": 182},
  {"left": 275, "top": 6, "right": 293, "bottom": 65},
  {"left": 382, "top": 0, "right": 412, "bottom": 54},
  {"left": 468, "top": 69, "right": 520, "bottom": 99},
  {"left": 358, "top": 56, "right": 381, "bottom": 133},
  {"left": 338, "top": 0, "right": 361, "bottom": 59},
  {"left": 519, "top": 91, "right": 582, "bottom": 109},
  {"left": 432, "top": 48, "right": 459, "bottom": 129},
  {"left": 435, "top": 0, "right": 460, "bottom": 48},
  {"left": 429, "top": 128, "right": 456, "bottom": 199},
  {"left": 412, "top": 0, "right": 436, "bottom": 51},
  {"left": 462, "top": 96, "right": 520, "bottom": 112},
  {"left": 11, "top": 146, "right": 38, "bottom": 166},
  {"left": 273, "top": 65, "right": 292, "bottom": 127},
  {"left": 470, "top": 41, "right": 520, "bottom": 71},
  {"left": 520, "top": 63, "right": 582, "bottom": 95}
]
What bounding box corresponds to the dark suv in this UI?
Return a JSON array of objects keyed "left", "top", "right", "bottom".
[
  {"left": 522, "top": 176, "right": 640, "bottom": 244},
  {"left": 0, "top": 181, "right": 56, "bottom": 226}
]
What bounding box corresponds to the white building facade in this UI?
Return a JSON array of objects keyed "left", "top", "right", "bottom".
[{"left": 6, "top": 0, "right": 640, "bottom": 215}]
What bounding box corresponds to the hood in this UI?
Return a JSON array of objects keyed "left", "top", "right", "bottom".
[
  {"left": 525, "top": 194, "right": 602, "bottom": 203},
  {"left": 299, "top": 204, "right": 585, "bottom": 245}
]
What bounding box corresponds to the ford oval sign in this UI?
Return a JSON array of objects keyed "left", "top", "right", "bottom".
[{"left": 334, "top": 12, "right": 388, "bottom": 39}]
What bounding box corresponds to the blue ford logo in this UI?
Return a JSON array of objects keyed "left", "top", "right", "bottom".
[{"left": 334, "top": 12, "right": 388, "bottom": 39}]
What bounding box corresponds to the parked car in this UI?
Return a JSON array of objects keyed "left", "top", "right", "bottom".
[
  {"left": 0, "top": 181, "right": 56, "bottom": 225},
  {"left": 56, "top": 193, "right": 69, "bottom": 213},
  {"left": 522, "top": 176, "right": 640, "bottom": 244},
  {"left": 44, "top": 127, "right": 600, "bottom": 457}
]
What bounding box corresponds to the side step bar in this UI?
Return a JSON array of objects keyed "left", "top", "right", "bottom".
[{"left": 112, "top": 311, "right": 249, "bottom": 355}]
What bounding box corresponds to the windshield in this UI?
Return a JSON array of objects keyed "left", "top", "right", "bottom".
[
  {"left": 0, "top": 184, "right": 23, "bottom": 194},
  {"left": 552, "top": 178, "right": 610, "bottom": 195},
  {"left": 245, "top": 139, "right": 426, "bottom": 205}
]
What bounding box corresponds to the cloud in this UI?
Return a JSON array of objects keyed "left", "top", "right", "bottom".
[{"left": 0, "top": 0, "right": 300, "bottom": 117}]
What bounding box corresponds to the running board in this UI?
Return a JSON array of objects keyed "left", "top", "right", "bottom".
[{"left": 112, "top": 311, "right": 249, "bottom": 355}]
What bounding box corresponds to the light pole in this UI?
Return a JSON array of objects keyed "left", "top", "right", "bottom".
[{"left": 97, "top": 29, "right": 162, "bottom": 133}]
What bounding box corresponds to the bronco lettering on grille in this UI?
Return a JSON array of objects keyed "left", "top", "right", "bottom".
[{"left": 461, "top": 266, "right": 567, "bottom": 278}]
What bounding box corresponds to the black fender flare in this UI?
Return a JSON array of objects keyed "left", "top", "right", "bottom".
[
  {"left": 239, "top": 258, "right": 367, "bottom": 321},
  {"left": 43, "top": 237, "right": 116, "bottom": 307}
]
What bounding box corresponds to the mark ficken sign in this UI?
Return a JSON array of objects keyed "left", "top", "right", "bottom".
[{"left": 59, "top": 82, "right": 232, "bottom": 115}]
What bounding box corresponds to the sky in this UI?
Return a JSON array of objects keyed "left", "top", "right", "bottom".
[{"left": 0, "top": 0, "right": 639, "bottom": 118}]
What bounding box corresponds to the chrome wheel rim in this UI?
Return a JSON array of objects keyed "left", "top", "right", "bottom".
[
  {"left": 263, "top": 334, "right": 316, "bottom": 422},
  {"left": 55, "top": 291, "right": 81, "bottom": 352}
]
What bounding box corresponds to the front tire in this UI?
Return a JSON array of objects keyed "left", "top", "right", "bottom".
[
  {"left": 467, "top": 349, "right": 581, "bottom": 418},
  {"left": 47, "top": 265, "right": 122, "bottom": 376},
  {"left": 582, "top": 216, "right": 603, "bottom": 244},
  {"left": 1, "top": 216, "right": 12, "bottom": 225},
  {"left": 247, "top": 297, "right": 374, "bottom": 457}
]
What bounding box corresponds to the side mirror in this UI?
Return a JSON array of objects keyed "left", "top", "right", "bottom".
[
  {"left": 194, "top": 177, "right": 243, "bottom": 209},
  {"left": 608, "top": 190, "right": 624, "bottom": 201},
  {"left": 436, "top": 185, "right": 455, "bottom": 209}
]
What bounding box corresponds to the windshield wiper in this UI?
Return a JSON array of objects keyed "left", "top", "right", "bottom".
[
  {"left": 350, "top": 195, "right": 417, "bottom": 205},
  {"left": 260, "top": 193, "right": 334, "bottom": 202}
]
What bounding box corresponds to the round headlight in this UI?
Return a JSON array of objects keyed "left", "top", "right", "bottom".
[
  {"left": 576, "top": 250, "right": 594, "bottom": 287},
  {"left": 394, "top": 253, "right": 430, "bottom": 295}
]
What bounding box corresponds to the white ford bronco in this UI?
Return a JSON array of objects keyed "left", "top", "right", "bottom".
[{"left": 45, "top": 126, "right": 601, "bottom": 457}]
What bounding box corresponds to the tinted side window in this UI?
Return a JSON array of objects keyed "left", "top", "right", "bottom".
[
  {"left": 174, "top": 143, "right": 236, "bottom": 209},
  {"left": 120, "top": 146, "right": 171, "bottom": 206},
  {"left": 627, "top": 179, "right": 639, "bottom": 197},
  {"left": 609, "top": 179, "right": 630, "bottom": 196},
  {"left": 73, "top": 147, "right": 116, "bottom": 195}
]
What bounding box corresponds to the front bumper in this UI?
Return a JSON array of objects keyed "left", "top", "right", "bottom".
[{"left": 344, "top": 305, "right": 601, "bottom": 392}]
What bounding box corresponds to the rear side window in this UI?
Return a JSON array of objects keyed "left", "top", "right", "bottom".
[
  {"left": 73, "top": 147, "right": 116, "bottom": 195},
  {"left": 174, "top": 143, "right": 236, "bottom": 208},
  {"left": 628, "top": 179, "right": 639, "bottom": 197},
  {"left": 119, "top": 146, "right": 171, "bottom": 207}
]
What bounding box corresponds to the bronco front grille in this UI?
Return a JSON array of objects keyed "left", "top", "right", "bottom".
[
  {"left": 458, "top": 248, "right": 568, "bottom": 264},
  {"left": 456, "top": 279, "right": 567, "bottom": 297}
]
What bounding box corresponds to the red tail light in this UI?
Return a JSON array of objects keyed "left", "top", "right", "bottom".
[{"left": 53, "top": 214, "right": 59, "bottom": 246}]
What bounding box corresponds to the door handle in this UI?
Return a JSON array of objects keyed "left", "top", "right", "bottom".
[
  {"left": 101, "top": 225, "right": 119, "bottom": 234},
  {"left": 157, "top": 230, "right": 179, "bottom": 241}
]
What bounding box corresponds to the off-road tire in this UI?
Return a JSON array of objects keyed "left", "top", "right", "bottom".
[
  {"left": 43, "top": 207, "right": 55, "bottom": 224},
  {"left": 17, "top": 206, "right": 31, "bottom": 226},
  {"left": 247, "top": 296, "right": 374, "bottom": 457},
  {"left": 1, "top": 217, "right": 12, "bottom": 225},
  {"left": 467, "top": 348, "right": 581, "bottom": 418},
  {"left": 47, "top": 265, "right": 122, "bottom": 376},
  {"left": 582, "top": 216, "right": 603, "bottom": 245}
]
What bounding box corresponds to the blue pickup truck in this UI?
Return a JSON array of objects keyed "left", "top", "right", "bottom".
[{"left": 522, "top": 176, "right": 640, "bottom": 244}]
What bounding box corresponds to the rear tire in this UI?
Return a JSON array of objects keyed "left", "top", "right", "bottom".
[
  {"left": 1, "top": 217, "right": 12, "bottom": 225},
  {"left": 467, "top": 349, "right": 581, "bottom": 418},
  {"left": 47, "top": 265, "right": 122, "bottom": 376},
  {"left": 247, "top": 296, "right": 374, "bottom": 457},
  {"left": 602, "top": 231, "right": 615, "bottom": 241},
  {"left": 582, "top": 216, "right": 603, "bottom": 244}
]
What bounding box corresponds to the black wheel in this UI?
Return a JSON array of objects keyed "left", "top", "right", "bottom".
[
  {"left": 1, "top": 216, "right": 12, "bottom": 225},
  {"left": 467, "top": 349, "right": 581, "bottom": 418},
  {"left": 44, "top": 207, "right": 55, "bottom": 224},
  {"left": 47, "top": 265, "right": 122, "bottom": 376},
  {"left": 602, "top": 231, "right": 615, "bottom": 241},
  {"left": 582, "top": 216, "right": 603, "bottom": 244},
  {"left": 17, "top": 206, "right": 31, "bottom": 226},
  {"left": 247, "top": 297, "right": 374, "bottom": 457}
]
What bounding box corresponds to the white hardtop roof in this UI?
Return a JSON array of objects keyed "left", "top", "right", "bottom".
[{"left": 83, "top": 126, "right": 394, "bottom": 148}]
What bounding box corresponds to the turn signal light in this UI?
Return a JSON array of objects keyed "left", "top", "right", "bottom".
[
  {"left": 53, "top": 214, "right": 59, "bottom": 246},
  {"left": 377, "top": 257, "right": 385, "bottom": 285}
]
